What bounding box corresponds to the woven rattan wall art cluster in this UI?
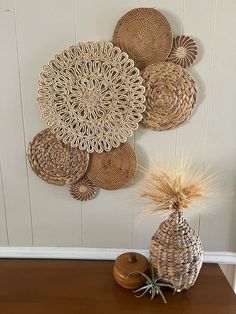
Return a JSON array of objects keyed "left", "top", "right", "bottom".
[{"left": 27, "top": 7, "right": 199, "bottom": 201}]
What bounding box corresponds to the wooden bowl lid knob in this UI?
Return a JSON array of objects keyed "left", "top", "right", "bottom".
[{"left": 128, "top": 253, "right": 137, "bottom": 263}]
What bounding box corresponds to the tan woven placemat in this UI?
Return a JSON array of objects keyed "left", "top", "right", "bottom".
[
  {"left": 38, "top": 41, "right": 146, "bottom": 153},
  {"left": 113, "top": 8, "right": 172, "bottom": 70},
  {"left": 141, "top": 62, "right": 197, "bottom": 131},
  {"left": 166, "top": 35, "right": 198, "bottom": 68},
  {"left": 28, "top": 129, "right": 89, "bottom": 185},
  {"left": 86, "top": 142, "right": 137, "bottom": 190}
]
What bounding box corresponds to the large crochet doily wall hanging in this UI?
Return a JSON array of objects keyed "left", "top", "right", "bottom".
[
  {"left": 38, "top": 42, "right": 146, "bottom": 153},
  {"left": 28, "top": 7, "right": 199, "bottom": 201}
]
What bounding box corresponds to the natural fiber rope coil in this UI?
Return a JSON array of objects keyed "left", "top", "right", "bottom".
[
  {"left": 150, "top": 211, "right": 203, "bottom": 291},
  {"left": 141, "top": 62, "right": 197, "bottom": 131},
  {"left": 113, "top": 8, "right": 172, "bottom": 70},
  {"left": 38, "top": 41, "right": 146, "bottom": 153},
  {"left": 86, "top": 142, "right": 137, "bottom": 190},
  {"left": 167, "top": 35, "right": 198, "bottom": 68},
  {"left": 28, "top": 129, "right": 89, "bottom": 185}
]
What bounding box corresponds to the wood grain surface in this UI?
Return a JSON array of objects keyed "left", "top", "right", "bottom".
[{"left": 0, "top": 259, "right": 235, "bottom": 314}]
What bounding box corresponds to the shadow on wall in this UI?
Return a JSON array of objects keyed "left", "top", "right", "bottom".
[
  {"left": 156, "top": 9, "right": 182, "bottom": 35},
  {"left": 134, "top": 141, "right": 150, "bottom": 185}
]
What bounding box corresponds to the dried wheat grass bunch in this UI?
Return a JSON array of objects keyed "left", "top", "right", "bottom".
[{"left": 141, "top": 159, "right": 214, "bottom": 213}]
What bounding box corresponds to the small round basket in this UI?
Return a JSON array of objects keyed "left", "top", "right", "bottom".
[
  {"left": 167, "top": 35, "right": 198, "bottom": 68},
  {"left": 69, "top": 176, "right": 97, "bottom": 201}
]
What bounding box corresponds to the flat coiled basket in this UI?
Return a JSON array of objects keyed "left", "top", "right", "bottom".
[{"left": 150, "top": 210, "right": 203, "bottom": 291}]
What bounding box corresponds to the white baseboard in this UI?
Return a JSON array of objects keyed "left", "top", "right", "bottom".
[{"left": 0, "top": 247, "right": 235, "bottom": 264}]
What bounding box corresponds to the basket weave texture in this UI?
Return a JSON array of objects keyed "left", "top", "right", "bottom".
[
  {"left": 38, "top": 41, "right": 146, "bottom": 153},
  {"left": 86, "top": 142, "right": 137, "bottom": 190},
  {"left": 70, "top": 176, "right": 97, "bottom": 201},
  {"left": 167, "top": 35, "right": 198, "bottom": 68},
  {"left": 141, "top": 62, "right": 197, "bottom": 131},
  {"left": 113, "top": 8, "right": 172, "bottom": 70},
  {"left": 28, "top": 129, "right": 89, "bottom": 186},
  {"left": 150, "top": 211, "right": 203, "bottom": 291}
]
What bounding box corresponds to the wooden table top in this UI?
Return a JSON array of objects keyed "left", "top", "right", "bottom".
[{"left": 0, "top": 259, "right": 235, "bottom": 314}]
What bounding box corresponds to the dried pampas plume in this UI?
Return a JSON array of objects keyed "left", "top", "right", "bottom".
[{"left": 140, "top": 159, "right": 214, "bottom": 214}]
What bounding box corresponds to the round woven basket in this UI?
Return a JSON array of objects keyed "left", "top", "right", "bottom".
[
  {"left": 28, "top": 129, "right": 89, "bottom": 185},
  {"left": 70, "top": 176, "right": 97, "bottom": 201},
  {"left": 113, "top": 8, "right": 172, "bottom": 70},
  {"left": 150, "top": 210, "right": 203, "bottom": 291},
  {"left": 141, "top": 62, "right": 197, "bottom": 131},
  {"left": 167, "top": 35, "right": 198, "bottom": 68},
  {"left": 86, "top": 142, "right": 137, "bottom": 190},
  {"left": 38, "top": 41, "right": 146, "bottom": 153}
]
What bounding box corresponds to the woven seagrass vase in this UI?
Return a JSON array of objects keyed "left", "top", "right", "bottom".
[{"left": 150, "top": 210, "right": 203, "bottom": 292}]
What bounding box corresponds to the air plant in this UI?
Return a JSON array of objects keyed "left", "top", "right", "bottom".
[{"left": 128, "top": 263, "right": 175, "bottom": 303}]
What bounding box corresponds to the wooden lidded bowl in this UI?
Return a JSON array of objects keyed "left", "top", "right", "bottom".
[{"left": 113, "top": 252, "right": 149, "bottom": 289}]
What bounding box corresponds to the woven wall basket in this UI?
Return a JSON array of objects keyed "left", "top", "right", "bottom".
[
  {"left": 28, "top": 129, "right": 89, "bottom": 186},
  {"left": 141, "top": 62, "right": 197, "bottom": 131},
  {"left": 70, "top": 175, "right": 97, "bottom": 201},
  {"left": 150, "top": 210, "right": 203, "bottom": 291},
  {"left": 38, "top": 41, "right": 146, "bottom": 153},
  {"left": 86, "top": 142, "right": 137, "bottom": 190},
  {"left": 113, "top": 8, "right": 172, "bottom": 70},
  {"left": 167, "top": 35, "right": 198, "bottom": 68}
]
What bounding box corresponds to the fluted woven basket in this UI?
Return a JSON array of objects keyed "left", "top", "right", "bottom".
[
  {"left": 69, "top": 176, "right": 97, "bottom": 201},
  {"left": 150, "top": 210, "right": 203, "bottom": 291},
  {"left": 166, "top": 35, "right": 198, "bottom": 68}
]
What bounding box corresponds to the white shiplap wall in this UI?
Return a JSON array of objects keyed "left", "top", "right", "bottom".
[{"left": 0, "top": 0, "right": 236, "bottom": 254}]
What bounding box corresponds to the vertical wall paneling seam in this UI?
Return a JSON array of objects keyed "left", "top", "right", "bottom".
[
  {"left": 74, "top": 0, "right": 83, "bottom": 247},
  {"left": 177, "top": 0, "right": 186, "bottom": 158},
  {"left": 199, "top": 0, "right": 218, "bottom": 235},
  {"left": 181, "top": 0, "right": 185, "bottom": 35},
  {"left": 131, "top": 156, "right": 135, "bottom": 249},
  {"left": 74, "top": 0, "right": 77, "bottom": 45},
  {"left": 12, "top": 0, "right": 34, "bottom": 245},
  {"left": 0, "top": 161, "right": 9, "bottom": 245},
  {"left": 131, "top": 159, "right": 136, "bottom": 248},
  {"left": 174, "top": 0, "right": 185, "bottom": 162},
  {"left": 131, "top": 0, "right": 140, "bottom": 249},
  {"left": 131, "top": 137, "right": 136, "bottom": 248}
]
